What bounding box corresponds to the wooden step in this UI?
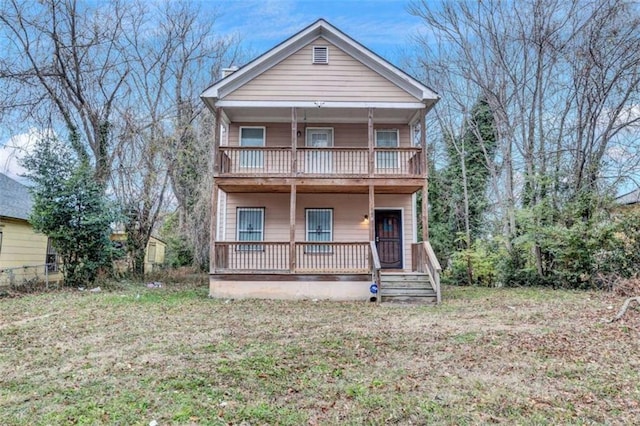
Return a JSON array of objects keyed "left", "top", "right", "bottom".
[
  {"left": 379, "top": 272, "right": 436, "bottom": 304},
  {"left": 380, "top": 273, "right": 429, "bottom": 282},
  {"left": 381, "top": 295, "right": 437, "bottom": 305},
  {"left": 380, "top": 275, "right": 432, "bottom": 289},
  {"left": 380, "top": 280, "right": 433, "bottom": 289},
  {"left": 379, "top": 287, "right": 436, "bottom": 296}
]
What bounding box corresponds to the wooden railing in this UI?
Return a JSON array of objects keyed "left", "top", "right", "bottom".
[
  {"left": 214, "top": 241, "right": 370, "bottom": 273},
  {"left": 370, "top": 241, "right": 381, "bottom": 303},
  {"left": 215, "top": 242, "right": 290, "bottom": 272},
  {"left": 411, "top": 241, "right": 442, "bottom": 303},
  {"left": 296, "top": 147, "right": 369, "bottom": 176},
  {"left": 217, "top": 147, "right": 423, "bottom": 177},
  {"left": 295, "top": 242, "right": 369, "bottom": 272},
  {"left": 373, "top": 148, "right": 423, "bottom": 176},
  {"left": 218, "top": 147, "right": 292, "bottom": 176}
]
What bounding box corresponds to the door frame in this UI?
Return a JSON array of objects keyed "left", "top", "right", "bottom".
[
  {"left": 374, "top": 207, "right": 404, "bottom": 269},
  {"left": 305, "top": 127, "right": 334, "bottom": 174}
]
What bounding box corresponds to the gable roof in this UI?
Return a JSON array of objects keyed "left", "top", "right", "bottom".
[
  {"left": 615, "top": 188, "right": 640, "bottom": 206},
  {"left": 201, "top": 19, "right": 439, "bottom": 109},
  {"left": 0, "top": 173, "right": 33, "bottom": 220}
]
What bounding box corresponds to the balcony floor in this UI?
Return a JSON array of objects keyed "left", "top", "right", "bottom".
[{"left": 215, "top": 177, "right": 424, "bottom": 194}]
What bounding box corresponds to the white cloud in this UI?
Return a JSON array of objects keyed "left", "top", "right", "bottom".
[
  {"left": 616, "top": 104, "right": 640, "bottom": 127},
  {"left": 0, "top": 129, "right": 43, "bottom": 181}
]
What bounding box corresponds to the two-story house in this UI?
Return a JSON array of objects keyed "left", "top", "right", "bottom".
[{"left": 201, "top": 19, "right": 441, "bottom": 303}]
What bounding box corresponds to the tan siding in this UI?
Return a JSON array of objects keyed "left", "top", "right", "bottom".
[
  {"left": 225, "top": 38, "right": 419, "bottom": 103},
  {"left": 228, "top": 123, "right": 412, "bottom": 147},
  {"left": 224, "top": 193, "right": 415, "bottom": 271}
]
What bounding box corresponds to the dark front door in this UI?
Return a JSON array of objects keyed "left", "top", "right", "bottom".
[{"left": 375, "top": 210, "right": 403, "bottom": 269}]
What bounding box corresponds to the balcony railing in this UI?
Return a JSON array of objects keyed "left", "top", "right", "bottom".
[
  {"left": 217, "top": 147, "right": 423, "bottom": 177},
  {"left": 214, "top": 242, "right": 370, "bottom": 273}
]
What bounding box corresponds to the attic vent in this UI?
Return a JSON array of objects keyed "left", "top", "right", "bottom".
[{"left": 312, "top": 46, "right": 329, "bottom": 64}]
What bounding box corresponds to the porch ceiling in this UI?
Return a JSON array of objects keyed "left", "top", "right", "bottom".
[{"left": 221, "top": 106, "right": 420, "bottom": 124}]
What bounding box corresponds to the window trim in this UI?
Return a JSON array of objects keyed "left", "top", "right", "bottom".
[
  {"left": 305, "top": 208, "right": 333, "bottom": 253},
  {"left": 239, "top": 126, "right": 266, "bottom": 168},
  {"left": 236, "top": 207, "right": 265, "bottom": 251},
  {"left": 375, "top": 129, "right": 400, "bottom": 169},
  {"left": 305, "top": 127, "right": 334, "bottom": 147},
  {"left": 312, "top": 46, "right": 329, "bottom": 64},
  {"left": 375, "top": 129, "right": 399, "bottom": 148}
]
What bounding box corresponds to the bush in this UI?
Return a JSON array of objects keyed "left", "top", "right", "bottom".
[
  {"left": 444, "top": 239, "right": 502, "bottom": 287},
  {"left": 160, "top": 212, "right": 194, "bottom": 268}
]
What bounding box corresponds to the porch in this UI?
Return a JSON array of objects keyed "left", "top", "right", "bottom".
[{"left": 210, "top": 240, "right": 441, "bottom": 303}]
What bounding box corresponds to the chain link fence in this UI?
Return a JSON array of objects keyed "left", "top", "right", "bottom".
[{"left": 0, "top": 264, "right": 62, "bottom": 292}]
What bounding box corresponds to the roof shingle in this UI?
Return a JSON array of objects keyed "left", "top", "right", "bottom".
[{"left": 0, "top": 173, "right": 33, "bottom": 220}]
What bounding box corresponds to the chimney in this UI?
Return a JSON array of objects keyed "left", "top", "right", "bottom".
[{"left": 221, "top": 66, "right": 239, "bottom": 78}]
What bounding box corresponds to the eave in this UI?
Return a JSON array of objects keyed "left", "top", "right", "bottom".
[{"left": 200, "top": 19, "right": 439, "bottom": 112}]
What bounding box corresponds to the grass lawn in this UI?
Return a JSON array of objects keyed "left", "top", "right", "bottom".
[{"left": 1, "top": 282, "right": 639, "bottom": 425}]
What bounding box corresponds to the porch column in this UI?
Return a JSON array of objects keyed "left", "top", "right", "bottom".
[
  {"left": 209, "top": 183, "right": 219, "bottom": 274},
  {"left": 420, "top": 113, "right": 429, "bottom": 241},
  {"left": 289, "top": 184, "right": 297, "bottom": 273},
  {"left": 290, "top": 107, "right": 298, "bottom": 273},
  {"left": 368, "top": 108, "right": 374, "bottom": 177},
  {"left": 368, "top": 184, "right": 375, "bottom": 242},
  {"left": 213, "top": 107, "right": 222, "bottom": 174},
  {"left": 291, "top": 107, "right": 297, "bottom": 175}
]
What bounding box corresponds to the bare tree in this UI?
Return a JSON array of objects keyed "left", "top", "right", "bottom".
[
  {"left": 0, "top": 0, "right": 129, "bottom": 185},
  {"left": 110, "top": 0, "right": 239, "bottom": 273},
  {"left": 410, "top": 0, "right": 640, "bottom": 279}
]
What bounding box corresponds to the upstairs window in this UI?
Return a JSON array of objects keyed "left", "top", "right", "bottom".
[
  {"left": 375, "top": 129, "right": 399, "bottom": 169},
  {"left": 305, "top": 128, "right": 334, "bottom": 174},
  {"left": 312, "top": 46, "right": 329, "bottom": 64},
  {"left": 239, "top": 127, "right": 265, "bottom": 168}
]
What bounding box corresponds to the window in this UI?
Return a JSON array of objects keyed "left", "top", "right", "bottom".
[
  {"left": 306, "top": 209, "right": 332, "bottom": 253},
  {"left": 237, "top": 208, "right": 264, "bottom": 251},
  {"left": 0, "top": 231, "right": 3, "bottom": 256},
  {"left": 306, "top": 128, "right": 333, "bottom": 147},
  {"left": 46, "top": 238, "right": 58, "bottom": 273},
  {"left": 305, "top": 128, "right": 333, "bottom": 173},
  {"left": 312, "top": 46, "right": 329, "bottom": 64},
  {"left": 375, "top": 129, "right": 399, "bottom": 169},
  {"left": 240, "top": 127, "right": 265, "bottom": 168},
  {"left": 147, "top": 242, "right": 157, "bottom": 263}
]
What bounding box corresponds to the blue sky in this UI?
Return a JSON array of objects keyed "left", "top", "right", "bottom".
[{"left": 213, "top": 0, "right": 423, "bottom": 65}]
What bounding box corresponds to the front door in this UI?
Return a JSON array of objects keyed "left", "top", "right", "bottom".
[
  {"left": 375, "top": 210, "right": 403, "bottom": 269},
  {"left": 305, "top": 128, "right": 333, "bottom": 173}
]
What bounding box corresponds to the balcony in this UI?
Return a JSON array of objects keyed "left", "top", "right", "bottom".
[{"left": 217, "top": 147, "right": 424, "bottom": 178}]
